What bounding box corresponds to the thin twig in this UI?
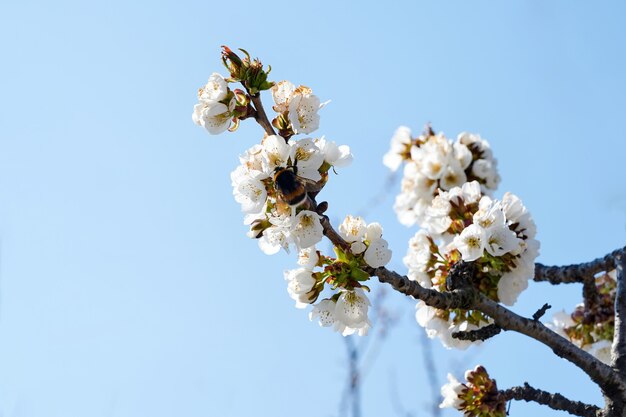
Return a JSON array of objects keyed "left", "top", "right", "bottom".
[
  {"left": 452, "top": 323, "right": 502, "bottom": 342},
  {"left": 249, "top": 94, "right": 276, "bottom": 137},
  {"left": 499, "top": 382, "right": 600, "bottom": 417}
]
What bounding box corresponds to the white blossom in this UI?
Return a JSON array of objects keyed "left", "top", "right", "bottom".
[
  {"left": 297, "top": 247, "right": 319, "bottom": 269},
  {"left": 364, "top": 238, "right": 392, "bottom": 268},
  {"left": 383, "top": 126, "right": 412, "bottom": 171},
  {"left": 198, "top": 72, "right": 228, "bottom": 104},
  {"left": 290, "top": 138, "right": 324, "bottom": 181},
  {"left": 284, "top": 268, "right": 316, "bottom": 308},
  {"left": 452, "top": 224, "right": 487, "bottom": 261},
  {"left": 334, "top": 289, "right": 371, "bottom": 336},
  {"left": 291, "top": 210, "right": 323, "bottom": 250},
  {"left": 288, "top": 91, "right": 323, "bottom": 134},
  {"left": 271, "top": 80, "right": 296, "bottom": 112},
  {"left": 315, "top": 137, "right": 353, "bottom": 168},
  {"left": 339, "top": 215, "right": 367, "bottom": 242},
  {"left": 192, "top": 99, "right": 234, "bottom": 135},
  {"left": 439, "top": 374, "right": 464, "bottom": 409},
  {"left": 310, "top": 299, "right": 337, "bottom": 327}
]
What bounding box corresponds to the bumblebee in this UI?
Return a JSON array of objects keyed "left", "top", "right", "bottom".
[{"left": 273, "top": 165, "right": 309, "bottom": 207}]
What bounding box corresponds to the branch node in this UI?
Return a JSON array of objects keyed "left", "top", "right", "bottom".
[{"left": 532, "top": 303, "right": 552, "bottom": 321}]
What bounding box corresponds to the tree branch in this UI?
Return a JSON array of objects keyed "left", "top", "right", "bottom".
[
  {"left": 475, "top": 294, "right": 624, "bottom": 395},
  {"left": 499, "top": 382, "right": 600, "bottom": 417},
  {"left": 612, "top": 251, "right": 626, "bottom": 379},
  {"left": 452, "top": 323, "right": 502, "bottom": 342},
  {"left": 534, "top": 247, "right": 625, "bottom": 285},
  {"left": 248, "top": 93, "right": 276, "bottom": 137}
]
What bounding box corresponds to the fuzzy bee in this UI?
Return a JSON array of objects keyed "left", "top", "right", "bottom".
[{"left": 273, "top": 165, "right": 310, "bottom": 207}]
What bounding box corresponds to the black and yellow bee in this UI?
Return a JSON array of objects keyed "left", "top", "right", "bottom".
[{"left": 273, "top": 165, "right": 309, "bottom": 207}]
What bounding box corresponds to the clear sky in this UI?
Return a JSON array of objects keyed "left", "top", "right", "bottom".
[{"left": 1, "top": 1, "right": 625, "bottom": 416}]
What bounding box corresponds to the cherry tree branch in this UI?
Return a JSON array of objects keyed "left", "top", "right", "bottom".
[
  {"left": 534, "top": 246, "right": 625, "bottom": 285},
  {"left": 475, "top": 293, "right": 624, "bottom": 394},
  {"left": 612, "top": 251, "right": 626, "bottom": 379},
  {"left": 499, "top": 382, "right": 600, "bottom": 417},
  {"left": 248, "top": 93, "right": 276, "bottom": 137}
]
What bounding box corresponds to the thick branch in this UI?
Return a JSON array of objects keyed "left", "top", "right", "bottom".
[
  {"left": 534, "top": 247, "right": 625, "bottom": 285},
  {"left": 500, "top": 383, "right": 600, "bottom": 417},
  {"left": 249, "top": 94, "right": 276, "bottom": 137},
  {"left": 476, "top": 294, "right": 624, "bottom": 395},
  {"left": 612, "top": 251, "right": 626, "bottom": 378}
]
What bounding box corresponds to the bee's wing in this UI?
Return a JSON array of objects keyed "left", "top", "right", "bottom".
[{"left": 299, "top": 176, "right": 325, "bottom": 193}]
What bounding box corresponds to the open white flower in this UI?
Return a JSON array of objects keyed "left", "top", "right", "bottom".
[
  {"left": 364, "top": 238, "right": 392, "bottom": 268},
  {"left": 439, "top": 374, "right": 464, "bottom": 409},
  {"left": 271, "top": 80, "right": 296, "bottom": 112},
  {"left": 297, "top": 247, "right": 319, "bottom": 269},
  {"left": 192, "top": 99, "right": 235, "bottom": 135},
  {"left": 485, "top": 225, "right": 520, "bottom": 257},
  {"left": 290, "top": 138, "right": 324, "bottom": 181},
  {"left": 497, "top": 271, "right": 529, "bottom": 305},
  {"left": 453, "top": 224, "right": 487, "bottom": 261},
  {"left": 291, "top": 210, "right": 323, "bottom": 250},
  {"left": 383, "top": 126, "right": 412, "bottom": 171},
  {"left": 310, "top": 299, "right": 337, "bottom": 327},
  {"left": 339, "top": 215, "right": 367, "bottom": 242},
  {"left": 288, "top": 90, "right": 323, "bottom": 134},
  {"left": 262, "top": 135, "right": 291, "bottom": 173},
  {"left": 233, "top": 177, "right": 267, "bottom": 214},
  {"left": 284, "top": 268, "right": 316, "bottom": 308},
  {"left": 315, "top": 138, "right": 353, "bottom": 168},
  {"left": 198, "top": 72, "right": 228, "bottom": 104},
  {"left": 258, "top": 225, "right": 291, "bottom": 255},
  {"left": 334, "top": 289, "right": 371, "bottom": 336}
]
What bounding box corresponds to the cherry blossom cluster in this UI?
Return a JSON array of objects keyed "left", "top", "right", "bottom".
[
  {"left": 440, "top": 365, "right": 506, "bottom": 417},
  {"left": 270, "top": 81, "right": 328, "bottom": 136},
  {"left": 230, "top": 134, "right": 351, "bottom": 254},
  {"left": 384, "top": 127, "right": 500, "bottom": 227},
  {"left": 192, "top": 72, "right": 236, "bottom": 135},
  {"left": 404, "top": 181, "right": 539, "bottom": 348},
  {"left": 193, "top": 48, "right": 392, "bottom": 336},
  {"left": 287, "top": 216, "right": 392, "bottom": 336},
  {"left": 547, "top": 270, "right": 616, "bottom": 364}
]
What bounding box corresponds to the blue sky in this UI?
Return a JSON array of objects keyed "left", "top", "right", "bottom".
[{"left": 1, "top": 1, "right": 625, "bottom": 416}]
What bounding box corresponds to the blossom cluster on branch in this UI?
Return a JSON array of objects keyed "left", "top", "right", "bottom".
[
  {"left": 193, "top": 46, "right": 626, "bottom": 417},
  {"left": 547, "top": 270, "right": 617, "bottom": 364}
]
